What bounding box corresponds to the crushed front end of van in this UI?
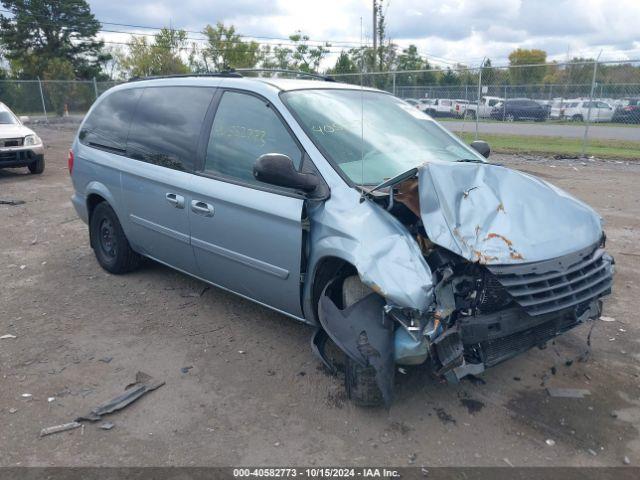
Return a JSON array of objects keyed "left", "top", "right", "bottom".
[{"left": 313, "top": 160, "right": 614, "bottom": 407}]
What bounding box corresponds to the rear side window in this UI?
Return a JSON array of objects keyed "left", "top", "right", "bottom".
[
  {"left": 79, "top": 89, "right": 141, "bottom": 153},
  {"left": 126, "top": 86, "right": 215, "bottom": 172},
  {"left": 204, "top": 91, "right": 302, "bottom": 184}
]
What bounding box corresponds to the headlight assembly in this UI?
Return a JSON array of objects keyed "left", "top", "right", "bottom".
[{"left": 24, "top": 134, "right": 41, "bottom": 146}]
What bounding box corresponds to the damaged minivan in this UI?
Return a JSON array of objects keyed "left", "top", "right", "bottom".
[{"left": 70, "top": 73, "right": 614, "bottom": 407}]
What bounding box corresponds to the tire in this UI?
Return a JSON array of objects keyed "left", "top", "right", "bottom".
[
  {"left": 340, "top": 275, "right": 386, "bottom": 407},
  {"left": 572, "top": 114, "right": 583, "bottom": 122},
  {"left": 28, "top": 156, "right": 45, "bottom": 174},
  {"left": 467, "top": 110, "right": 476, "bottom": 120},
  {"left": 89, "top": 202, "right": 141, "bottom": 274},
  {"left": 345, "top": 357, "right": 384, "bottom": 407}
]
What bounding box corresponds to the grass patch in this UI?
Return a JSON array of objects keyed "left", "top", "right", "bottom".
[
  {"left": 439, "top": 117, "right": 640, "bottom": 128},
  {"left": 457, "top": 132, "right": 640, "bottom": 159}
]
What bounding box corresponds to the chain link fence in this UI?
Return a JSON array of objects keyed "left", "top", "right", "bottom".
[{"left": 1, "top": 60, "right": 639, "bottom": 157}]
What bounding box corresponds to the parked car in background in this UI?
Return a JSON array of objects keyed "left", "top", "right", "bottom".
[
  {"left": 562, "top": 100, "right": 614, "bottom": 122},
  {"left": 549, "top": 99, "right": 567, "bottom": 120},
  {"left": 536, "top": 100, "right": 553, "bottom": 117},
  {"left": 452, "top": 99, "right": 469, "bottom": 117},
  {"left": 417, "top": 98, "right": 435, "bottom": 112},
  {"left": 424, "top": 98, "right": 454, "bottom": 117},
  {"left": 0, "top": 102, "right": 45, "bottom": 174},
  {"left": 490, "top": 98, "right": 547, "bottom": 121},
  {"left": 465, "top": 96, "right": 503, "bottom": 119},
  {"left": 612, "top": 98, "right": 640, "bottom": 123}
]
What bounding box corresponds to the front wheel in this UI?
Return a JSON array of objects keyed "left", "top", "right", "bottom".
[
  {"left": 89, "top": 202, "right": 141, "bottom": 274},
  {"left": 28, "top": 156, "right": 45, "bottom": 174}
]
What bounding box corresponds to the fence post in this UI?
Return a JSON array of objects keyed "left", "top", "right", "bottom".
[
  {"left": 582, "top": 55, "right": 601, "bottom": 157},
  {"left": 392, "top": 72, "right": 396, "bottom": 96},
  {"left": 475, "top": 60, "right": 485, "bottom": 140},
  {"left": 37, "top": 77, "right": 48, "bottom": 124},
  {"left": 93, "top": 77, "right": 99, "bottom": 100}
]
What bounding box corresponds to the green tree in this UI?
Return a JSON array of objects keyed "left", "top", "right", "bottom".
[
  {"left": 508, "top": 48, "right": 547, "bottom": 85},
  {"left": 395, "top": 45, "right": 435, "bottom": 86},
  {"left": 201, "top": 23, "right": 261, "bottom": 71},
  {"left": 120, "top": 28, "right": 189, "bottom": 78},
  {"left": 329, "top": 51, "right": 357, "bottom": 74},
  {"left": 263, "top": 33, "right": 330, "bottom": 73},
  {"left": 0, "top": 0, "right": 108, "bottom": 78}
]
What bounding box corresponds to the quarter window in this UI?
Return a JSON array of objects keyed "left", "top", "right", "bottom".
[
  {"left": 79, "top": 89, "right": 141, "bottom": 153},
  {"left": 126, "top": 86, "right": 215, "bottom": 172},
  {"left": 204, "top": 91, "right": 302, "bottom": 184}
]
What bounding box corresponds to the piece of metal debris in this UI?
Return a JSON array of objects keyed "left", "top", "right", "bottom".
[
  {"left": 0, "top": 334, "right": 17, "bottom": 340},
  {"left": 0, "top": 199, "right": 26, "bottom": 206},
  {"left": 546, "top": 439, "right": 556, "bottom": 446},
  {"left": 180, "top": 366, "right": 193, "bottom": 374},
  {"left": 40, "top": 422, "right": 82, "bottom": 437},
  {"left": 21, "top": 393, "right": 32, "bottom": 398},
  {"left": 99, "top": 421, "right": 115, "bottom": 430},
  {"left": 547, "top": 388, "right": 591, "bottom": 398},
  {"left": 623, "top": 456, "right": 631, "bottom": 465},
  {"left": 9, "top": 408, "right": 17, "bottom": 414},
  {"left": 599, "top": 316, "right": 616, "bottom": 322},
  {"left": 75, "top": 371, "right": 164, "bottom": 422},
  {"left": 99, "top": 357, "right": 113, "bottom": 364}
]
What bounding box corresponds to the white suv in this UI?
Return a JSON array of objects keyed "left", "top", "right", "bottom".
[{"left": 562, "top": 100, "right": 614, "bottom": 122}]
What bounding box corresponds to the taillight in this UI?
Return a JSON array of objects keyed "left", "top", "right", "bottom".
[{"left": 68, "top": 149, "right": 74, "bottom": 174}]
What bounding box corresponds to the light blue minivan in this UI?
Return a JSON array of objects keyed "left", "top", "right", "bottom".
[{"left": 71, "top": 73, "right": 614, "bottom": 407}]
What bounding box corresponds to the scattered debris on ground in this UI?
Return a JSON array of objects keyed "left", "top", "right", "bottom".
[
  {"left": 0, "top": 198, "right": 26, "bottom": 206},
  {"left": 76, "top": 371, "right": 164, "bottom": 422},
  {"left": 40, "top": 422, "right": 82, "bottom": 437},
  {"left": 0, "top": 334, "right": 17, "bottom": 340},
  {"left": 546, "top": 388, "right": 592, "bottom": 398}
]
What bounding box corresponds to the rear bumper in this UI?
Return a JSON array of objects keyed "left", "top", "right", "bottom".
[{"left": 0, "top": 147, "right": 44, "bottom": 168}]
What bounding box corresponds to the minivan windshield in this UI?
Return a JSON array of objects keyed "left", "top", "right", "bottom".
[{"left": 281, "top": 89, "right": 485, "bottom": 185}]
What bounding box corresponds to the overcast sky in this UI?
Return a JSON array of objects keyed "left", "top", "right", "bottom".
[{"left": 90, "top": 0, "right": 640, "bottom": 68}]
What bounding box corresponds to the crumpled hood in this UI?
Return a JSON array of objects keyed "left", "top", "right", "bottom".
[{"left": 417, "top": 160, "right": 603, "bottom": 264}]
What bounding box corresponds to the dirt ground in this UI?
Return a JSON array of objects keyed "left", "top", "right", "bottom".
[{"left": 1, "top": 124, "right": 639, "bottom": 467}]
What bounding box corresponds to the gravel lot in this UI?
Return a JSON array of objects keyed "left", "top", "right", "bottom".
[{"left": 1, "top": 125, "right": 639, "bottom": 467}]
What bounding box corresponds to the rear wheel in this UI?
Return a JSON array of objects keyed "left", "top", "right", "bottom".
[
  {"left": 28, "top": 156, "right": 44, "bottom": 174},
  {"left": 89, "top": 202, "right": 141, "bottom": 274},
  {"left": 572, "top": 114, "right": 583, "bottom": 122}
]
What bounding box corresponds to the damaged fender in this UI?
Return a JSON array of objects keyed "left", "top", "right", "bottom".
[
  {"left": 317, "top": 287, "right": 395, "bottom": 407},
  {"left": 305, "top": 185, "right": 434, "bottom": 314}
]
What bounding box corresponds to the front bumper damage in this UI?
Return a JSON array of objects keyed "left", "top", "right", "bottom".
[{"left": 315, "top": 245, "right": 614, "bottom": 407}]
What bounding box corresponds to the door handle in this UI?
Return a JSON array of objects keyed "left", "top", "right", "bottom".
[
  {"left": 191, "top": 200, "right": 215, "bottom": 217},
  {"left": 166, "top": 193, "right": 185, "bottom": 209}
]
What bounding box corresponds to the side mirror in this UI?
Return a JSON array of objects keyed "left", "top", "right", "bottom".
[
  {"left": 19, "top": 115, "right": 30, "bottom": 124},
  {"left": 470, "top": 140, "right": 491, "bottom": 158},
  {"left": 253, "top": 153, "right": 319, "bottom": 193}
]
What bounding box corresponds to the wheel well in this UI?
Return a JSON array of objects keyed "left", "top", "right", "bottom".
[
  {"left": 311, "top": 256, "right": 357, "bottom": 323},
  {"left": 87, "top": 193, "right": 106, "bottom": 222},
  {"left": 86, "top": 194, "right": 107, "bottom": 248}
]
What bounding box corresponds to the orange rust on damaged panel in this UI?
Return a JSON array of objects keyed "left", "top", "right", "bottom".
[
  {"left": 484, "top": 233, "right": 513, "bottom": 247},
  {"left": 510, "top": 252, "right": 525, "bottom": 260}
]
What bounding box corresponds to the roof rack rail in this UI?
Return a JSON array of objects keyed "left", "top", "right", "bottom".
[
  {"left": 127, "top": 71, "right": 243, "bottom": 82},
  {"left": 235, "top": 68, "right": 335, "bottom": 82}
]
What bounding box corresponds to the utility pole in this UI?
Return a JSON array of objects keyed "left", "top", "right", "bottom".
[{"left": 372, "top": 0, "right": 377, "bottom": 71}]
